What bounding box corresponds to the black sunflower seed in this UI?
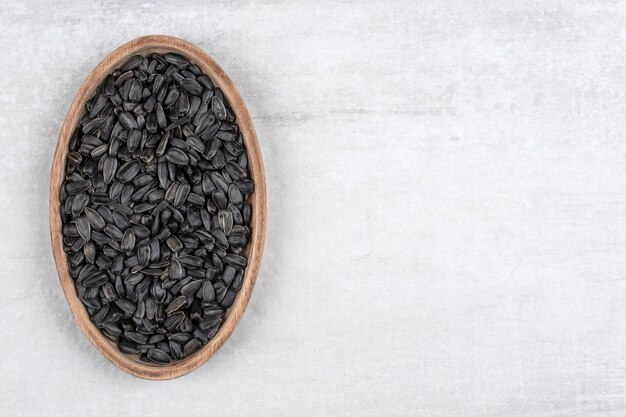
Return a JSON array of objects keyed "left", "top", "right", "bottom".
[
  {"left": 115, "top": 298, "right": 137, "bottom": 315},
  {"left": 202, "top": 281, "right": 215, "bottom": 302},
  {"left": 170, "top": 341, "right": 184, "bottom": 360},
  {"left": 225, "top": 254, "right": 248, "bottom": 268},
  {"left": 83, "top": 271, "right": 108, "bottom": 288},
  {"left": 165, "top": 148, "right": 189, "bottom": 165},
  {"left": 218, "top": 209, "right": 234, "bottom": 235},
  {"left": 125, "top": 330, "right": 148, "bottom": 344},
  {"left": 181, "top": 280, "right": 203, "bottom": 297},
  {"left": 211, "top": 96, "right": 227, "bottom": 120},
  {"left": 122, "top": 55, "right": 143, "bottom": 72},
  {"left": 236, "top": 179, "right": 255, "bottom": 195},
  {"left": 180, "top": 79, "right": 203, "bottom": 96},
  {"left": 225, "top": 161, "right": 246, "bottom": 180},
  {"left": 137, "top": 244, "right": 151, "bottom": 266},
  {"left": 119, "top": 340, "right": 138, "bottom": 354},
  {"left": 169, "top": 259, "right": 185, "bottom": 280},
  {"left": 228, "top": 184, "right": 243, "bottom": 206},
  {"left": 242, "top": 204, "right": 251, "bottom": 225},
  {"left": 66, "top": 180, "right": 91, "bottom": 195},
  {"left": 164, "top": 53, "right": 187, "bottom": 66},
  {"left": 103, "top": 224, "right": 124, "bottom": 241},
  {"left": 169, "top": 333, "right": 192, "bottom": 344},
  {"left": 183, "top": 338, "right": 202, "bottom": 356},
  {"left": 75, "top": 216, "right": 91, "bottom": 242},
  {"left": 222, "top": 265, "right": 236, "bottom": 286},
  {"left": 166, "top": 235, "right": 183, "bottom": 252},
  {"left": 165, "top": 296, "right": 188, "bottom": 315},
  {"left": 71, "top": 192, "right": 89, "bottom": 216},
  {"left": 116, "top": 161, "right": 141, "bottom": 183},
  {"left": 83, "top": 241, "right": 96, "bottom": 264},
  {"left": 118, "top": 111, "right": 138, "bottom": 129},
  {"left": 210, "top": 228, "right": 229, "bottom": 249},
  {"left": 173, "top": 183, "right": 190, "bottom": 208},
  {"left": 163, "top": 87, "right": 179, "bottom": 108},
  {"left": 164, "top": 311, "right": 185, "bottom": 331},
  {"left": 212, "top": 190, "right": 228, "bottom": 209},
  {"left": 219, "top": 289, "right": 237, "bottom": 308},
  {"left": 102, "top": 75, "right": 116, "bottom": 97},
  {"left": 147, "top": 348, "right": 171, "bottom": 364}
]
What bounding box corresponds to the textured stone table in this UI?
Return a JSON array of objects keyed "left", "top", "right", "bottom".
[{"left": 1, "top": 1, "right": 626, "bottom": 416}]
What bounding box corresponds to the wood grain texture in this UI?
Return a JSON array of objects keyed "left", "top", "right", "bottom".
[{"left": 49, "top": 35, "right": 266, "bottom": 380}]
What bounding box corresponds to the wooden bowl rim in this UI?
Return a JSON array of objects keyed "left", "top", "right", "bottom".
[{"left": 49, "top": 35, "right": 266, "bottom": 380}]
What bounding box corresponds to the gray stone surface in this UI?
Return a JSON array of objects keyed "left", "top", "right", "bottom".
[{"left": 1, "top": 1, "right": 626, "bottom": 416}]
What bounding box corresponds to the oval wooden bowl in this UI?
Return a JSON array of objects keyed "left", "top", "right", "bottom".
[{"left": 49, "top": 35, "right": 266, "bottom": 379}]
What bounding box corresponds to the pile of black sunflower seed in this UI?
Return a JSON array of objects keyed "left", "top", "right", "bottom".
[{"left": 60, "top": 52, "right": 254, "bottom": 364}]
